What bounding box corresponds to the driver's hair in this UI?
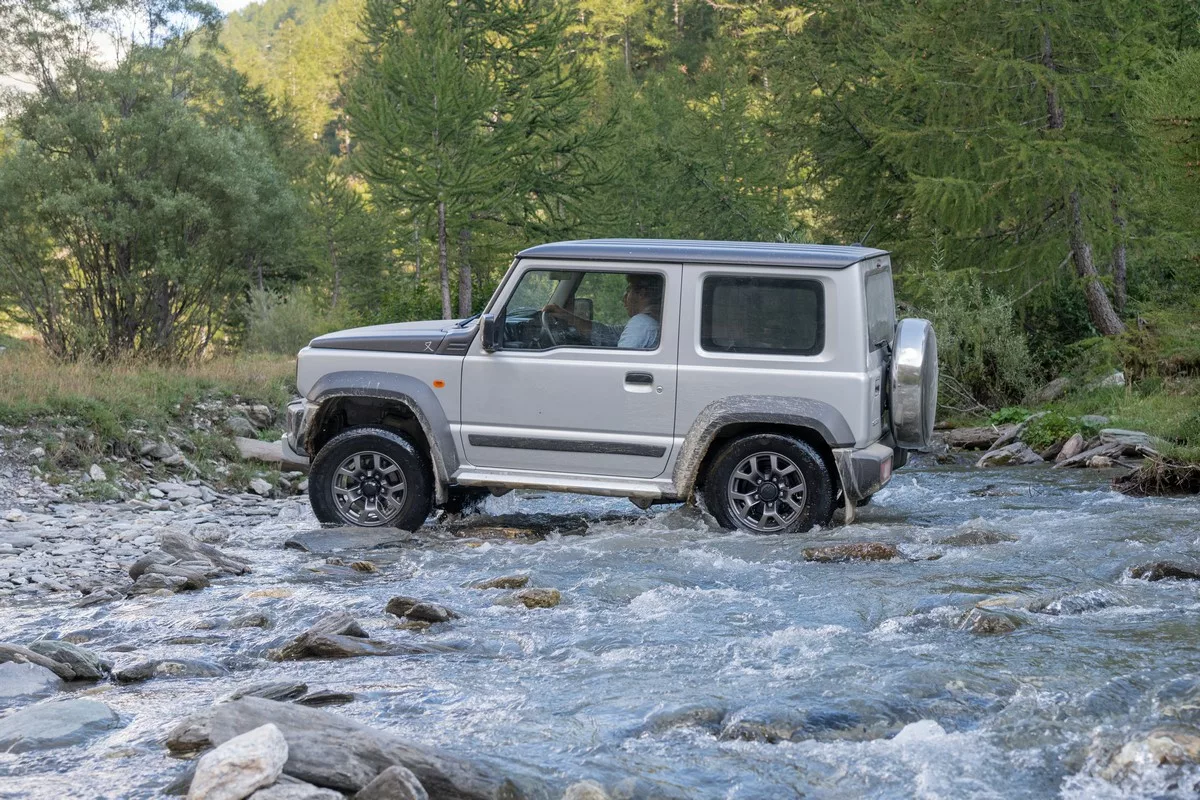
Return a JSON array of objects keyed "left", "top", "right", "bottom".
[{"left": 626, "top": 273, "right": 663, "bottom": 316}]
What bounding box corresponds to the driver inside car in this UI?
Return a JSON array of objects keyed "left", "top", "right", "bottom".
[{"left": 542, "top": 273, "right": 662, "bottom": 349}]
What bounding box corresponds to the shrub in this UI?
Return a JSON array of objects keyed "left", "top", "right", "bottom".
[
  {"left": 243, "top": 288, "right": 352, "bottom": 355},
  {"left": 1022, "top": 411, "right": 1078, "bottom": 451},
  {"left": 989, "top": 407, "right": 1031, "bottom": 426}
]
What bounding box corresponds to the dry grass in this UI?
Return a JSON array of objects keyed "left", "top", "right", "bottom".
[
  {"left": 0, "top": 343, "right": 296, "bottom": 436},
  {"left": 1114, "top": 457, "right": 1200, "bottom": 497}
]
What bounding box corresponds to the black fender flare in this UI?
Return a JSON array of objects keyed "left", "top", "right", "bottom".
[
  {"left": 672, "top": 395, "right": 856, "bottom": 497},
  {"left": 305, "top": 371, "right": 459, "bottom": 498}
]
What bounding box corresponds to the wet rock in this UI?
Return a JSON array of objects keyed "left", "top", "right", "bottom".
[
  {"left": 562, "top": 781, "right": 610, "bottom": 800},
  {"left": 188, "top": 723, "right": 288, "bottom": 800},
  {"left": 250, "top": 776, "right": 343, "bottom": 799},
  {"left": 958, "top": 608, "right": 1019, "bottom": 635},
  {"left": 284, "top": 528, "right": 412, "bottom": 555},
  {"left": 719, "top": 704, "right": 807, "bottom": 743},
  {"left": 939, "top": 529, "right": 1019, "bottom": 547},
  {"left": 470, "top": 575, "right": 530, "bottom": 590},
  {"left": 228, "top": 682, "right": 310, "bottom": 702},
  {"left": 385, "top": 596, "right": 459, "bottom": 623},
  {"left": 142, "top": 563, "right": 212, "bottom": 591},
  {"left": 975, "top": 442, "right": 1043, "bottom": 468},
  {"left": 1088, "top": 455, "right": 1115, "bottom": 468},
  {"left": 230, "top": 612, "right": 275, "bottom": 630},
  {"left": 354, "top": 765, "right": 428, "bottom": 800},
  {"left": 1029, "top": 589, "right": 1122, "bottom": 616},
  {"left": 274, "top": 612, "right": 398, "bottom": 661},
  {"left": 0, "top": 699, "right": 120, "bottom": 753},
  {"left": 640, "top": 702, "right": 727, "bottom": 734},
  {"left": 294, "top": 690, "right": 355, "bottom": 708},
  {"left": 0, "top": 661, "right": 63, "bottom": 706},
  {"left": 1056, "top": 433, "right": 1086, "bottom": 462},
  {"left": 1101, "top": 727, "right": 1200, "bottom": 782},
  {"left": 129, "top": 550, "right": 176, "bottom": 580},
  {"left": 0, "top": 643, "right": 77, "bottom": 680},
  {"left": 349, "top": 561, "right": 377, "bottom": 573},
  {"left": 514, "top": 588, "right": 561, "bottom": 609},
  {"left": 168, "top": 708, "right": 217, "bottom": 756},
  {"left": 114, "top": 658, "right": 229, "bottom": 683},
  {"left": 803, "top": 542, "right": 901, "bottom": 563},
  {"left": 391, "top": 620, "right": 432, "bottom": 633},
  {"left": 190, "top": 696, "right": 539, "bottom": 797},
  {"left": 129, "top": 572, "right": 190, "bottom": 595},
  {"left": 1129, "top": 562, "right": 1200, "bottom": 582},
  {"left": 943, "top": 425, "right": 1016, "bottom": 451},
  {"left": 159, "top": 532, "right": 252, "bottom": 577},
  {"left": 26, "top": 640, "right": 111, "bottom": 680}
]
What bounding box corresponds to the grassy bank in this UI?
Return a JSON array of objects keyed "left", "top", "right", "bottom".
[{"left": 0, "top": 338, "right": 297, "bottom": 493}]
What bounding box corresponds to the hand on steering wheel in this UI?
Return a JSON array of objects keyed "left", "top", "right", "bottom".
[{"left": 539, "top": 305, "right": 572, "bottom": 346}]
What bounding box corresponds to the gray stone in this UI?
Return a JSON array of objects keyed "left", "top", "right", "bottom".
[
  {"left": 227, "top": 682, "right": 309, "bottom": 702},
  {"left": 959, "top": 608, "right": 1019, "bottom": 635},
  {"left": 0, "top": 699, "right": 119, "bottom": 752},
  {"left": 249, "top": 478, "right": 273, "bottom": 497},
  {"left": 88, "top": 464, "right": 107, "bottom": 482},
  {"left": 1099, "top": 428, "right": 1156, "bottom": 449},
  {"left": 354, "top": 765, "right": 428, "bottom": 800},
  {"left": 250, "top": 777, "right": 343, "bottom": 800},
  {"left": 1055, "top": 433, "right": 1086, "bottom": 463},
  {"left": 942, "top": 424, "right": 1016, "bottom": 451},
  {"left": 129, "top": 572, "right": 189, "bottom": 594},
  {"left": 159, "top": 532, "right": 251, "bottom": 577},
  {"left": 1094, "top": 370, "right": 1126, "bottom": 389},
  {"left": 26, "top": 640, "right": 110, "bottom": 680},
  {"left": 284, "top": 528, "right": 412, "bottom": 555},
  {"left": 470, "top": 575, "right": 530, "bottom": 590},
  {"left": 294, "top": 690, "right": 355, "bottom": 707},
  {"left": 149, "top": 442, "right": 180, "bottom": 460},
  {"left": 802, "top": 542, "right": 901, "bottom": 563},
  {"left": 0, "top": 643, "right": 77, "bottom": 680},
  {"left": 975, "top": 442, "right": 1043, "bottom": 468},
  {"left": 514, "top": 588, "right": 561, "bottom": 609},
  {"left": 1080, "top": 415, "right": 1110, "bottom": 428},
  {"left": 385, "top": 597, "right": 458, "bottom": 623},
  {"left": 188, "top": 723, "right": 288, "bottom": 800},
  {"left": 1130, "top": 562, "right": 1200, "bottom": 582},
  {"left": 114, "top": 658, "right": 229, "bottom": 684},
  {"left": 562, "top": 781, "right": 610, "bottom": 800},
  {"left": 167, "top": 707, "right": 217, "bottom": 756},
  {"left": 0, "top": 661, "right": 63, "bottom": 705},
  {"left": 719, "top": 704, "right": 807, "bottom": 743},
  {"left": 227, "top": 417, "right": 258, "bottom": 438},
  {"left": 198, "top": 696, "right": 537, "bottom": 797},
  {"left": 1030, "top": 376, "right": 1071, "bottom": 404}
]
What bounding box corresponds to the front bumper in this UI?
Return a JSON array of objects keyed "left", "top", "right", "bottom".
[{"left": 283, "top": 399, "right": 310, "bottom": 459}]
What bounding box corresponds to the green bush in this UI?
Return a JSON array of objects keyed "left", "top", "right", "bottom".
[
  {"left": 1022, "top": 411, "right": 1078, "bottom": 451},
  {"left": 243, "top": 288, "right": 354, "bottom": 355},
  {"left": 989, "top": 407, "right": 1031, "bottom": 426}
]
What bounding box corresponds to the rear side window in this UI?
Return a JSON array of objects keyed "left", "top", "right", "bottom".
[
  {"left": 701, "top": 275, "right": 824, "bottom": 356},
  {"left": 865, "top": 267, "right": 896, "bottom": 349}
]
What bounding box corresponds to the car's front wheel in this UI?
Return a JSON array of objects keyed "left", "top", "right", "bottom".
[
  {"left": 309, "top": 427, "right": 432, "bottom": 530},
  {"left": 702, "top": 434, "right": 835, "bottom": 533}
]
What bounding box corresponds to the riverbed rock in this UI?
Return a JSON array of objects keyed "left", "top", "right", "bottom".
[
  {"left": 188, "top": 723, "right": 288, "bottom": 800},
  {"left": 958, "top": 608, "right": 1019, "bottom": 635},
  {"left": 250, "top": 777, "right": 343, "bottom": 800},
  {"left": 470, "top": 575, "right": 530, "bottom": 590},
  {"left": 975, "top": 442, "right": 1043, "bottom": 468},
  {"left": 719, "top": 704, "right": 807, "bottom": 743},
  {"left": 639, "top": 702, "right": 727, "bottom": 735},
  {"left": 168, "top": 708, "right": 217, "bottom": 756},
  {"left": 274, "top": 612, "right": 401, "bottom": 661},
  {"left": 355, "top": 765, "right": 428, "bottom": 800},
  {"left": 1101, "top": 727, "right": 1200, "bottom": 782},
  {"left": 1099, "top": 429, "right": 1156, "bottom": 449},
  {"left": 1088, "top": 455, "right": 1115, "bottom": 468},
  {"left": 514, "top": 588, "right": 561, "bottom": 609},
  {"left": 114, "top": 658, "right": 229, "bottom": 684},
  {"left": 385, "top": 597, "right": 459, "bottom": 623},
  {"left": 26, "top": 640, "right": 110, "bottom": 680},
  {"left": 157, "top": 531, "right": 252, "bottom": 577},
  {"left": 1129, "top": 562, "right": 1200, "bottom": 582},
  {"left": 1029, "top": 589, "right": 1122, "bottom": 616},
  {"left": 129, "top": 572, "right": 190, "bottom": 595},
  {"left": 0, "top": 699, "right": 120, "bottom": 752},
  {"left": 284, "top": 528, "right": 413, "bottom": 555},
  {"left": 562, "top": 781, "right": 611, "bottom": 800},
  {"left": 142, "top": 563, "right": 212, "bottom": 591},
  {"left": 0, "top": 643, "right": 77, "bottom": 680},
  {"left": 803, "top": 542, "right": 901, "bottom": 563},
  {"left": 189, "top": 696, "right": 538, "bottom": 797},
  {"left": 227, "top": 682, "right": 309, "bottom": 702},
  {"left": 294, "top": 690, "right": 356, "bottom": 708},
  {"left": 1056, "top": 433, "right": 1087, "bottom": 463},
  {"left": 0, "top": 661, "right": 63, "bottom": 706},
  {"left": 939, "top": 529, "right": 1019, "bottom": 547}
]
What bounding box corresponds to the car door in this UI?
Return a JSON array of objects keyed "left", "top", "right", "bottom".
[{"left": 459, "top": 261, "right": 681, "bottom": 479}]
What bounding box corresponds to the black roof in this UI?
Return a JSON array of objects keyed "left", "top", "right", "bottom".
[{"left": 517, "top": 239, "right": 888, "bottom": 269}]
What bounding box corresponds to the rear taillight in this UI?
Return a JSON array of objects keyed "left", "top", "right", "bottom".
[{"left": 881, "top": 456, "right": 893, "bottom": 484}]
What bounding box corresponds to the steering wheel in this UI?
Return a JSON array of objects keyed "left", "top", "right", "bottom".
[{"left": 539, "top": 308, "right": 573, "bottom": 347}]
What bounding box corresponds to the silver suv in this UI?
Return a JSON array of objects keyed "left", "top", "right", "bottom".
[{"left": 285, "top": 239, "right": 938, "bottom": 533}]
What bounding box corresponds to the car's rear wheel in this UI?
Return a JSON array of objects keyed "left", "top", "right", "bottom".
[
  {"left": 309, "top": 427, "right": 432, "bottom": 530},
  {"left": 703, "top": 434, "right": 835, "bottom": 533}
]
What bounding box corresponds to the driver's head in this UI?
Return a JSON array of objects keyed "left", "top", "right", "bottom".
[{"left": 623, "top": 274, "right": 662, "bottom": 318}]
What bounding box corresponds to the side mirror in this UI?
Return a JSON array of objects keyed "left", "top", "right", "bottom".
[{"left": 481, "top": 313, "right": 500, "bottom": 352}]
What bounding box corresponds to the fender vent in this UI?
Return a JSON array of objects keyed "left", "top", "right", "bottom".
[{"left": 443, "top": 343, "right": 469, "bottom": 355}]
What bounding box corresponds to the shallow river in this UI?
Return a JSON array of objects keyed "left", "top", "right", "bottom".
[{"left": 3, "top": 461, "right": 1200, "bottom": 799}]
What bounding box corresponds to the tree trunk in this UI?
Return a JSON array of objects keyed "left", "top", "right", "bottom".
[
  {"left": 328, "top": 227, "right": 341, "bottom": 309},
  {"left": 457, "top": 227, "right": 472, "bottom": 317},
  {"left": 1069, "top": 190, "right": 1126, "bottom": 336},
  {"left": 674, "top": 0, "right": 682, "bottom": 36},
  {"left": 1110, "top": 184, "right": 1127, "bottom": 312},
  {"left": 437, "top": 201, "right": 451, "bottom": 320},
  {"left": 624, "top": 28, "right": 631, "bottom": 74},
  {"left": 1041, "top": 28, "right": 1064, "bottom": 130},
  {"left": 413, "top": 222, "right": 421, "bottom": 283}
]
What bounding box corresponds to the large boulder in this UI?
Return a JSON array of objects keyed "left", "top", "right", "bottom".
[
  {"left": 0, "top": 699, "right": 120, "bottom": 753},
  {"left": 26, "top": 640, "right": 111, "bottom": 680},
  {"left": 114, "top": 658, "right": 229, "bottom": 684},
  {"left": 0, "top": 643, "right": 77, "bottom": 680},
  {"left": 0, "top": 662, "right": 63, "bottom": 707},
  {"left": 355, "top": 765, "right": 429, "bottom": 800},
  {"left": 250, "top": 777, "right": 343, "bottom": 799},
  {"left": 188, "top": 696, "right": 541, "bottom": 797},
  {"left": 1055, "top": 433, "right": 1086, "bottom": 463},
  {"left": 188, "top": 723, "right": 288, "bottom": 800}
]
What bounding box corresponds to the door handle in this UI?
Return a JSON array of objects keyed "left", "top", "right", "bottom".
[{"left": 624, "top": 372, "right": 654, "bottom": 385}]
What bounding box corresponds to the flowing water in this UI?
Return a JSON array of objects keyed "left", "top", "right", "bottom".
[{"left": 3, "top": 460, "right": 1200, "bottom": 799}]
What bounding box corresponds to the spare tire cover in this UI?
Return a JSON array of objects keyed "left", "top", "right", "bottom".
[{"left": 890, "top": 318, "right": 938, "bottom": 450}]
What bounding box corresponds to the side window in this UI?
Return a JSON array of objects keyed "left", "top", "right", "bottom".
[
  {"left": 500, "top": 269, "right": 664, "bottom": 351},
  {"left": 700, "top": 275, "right": 824, "bottom": 356}
]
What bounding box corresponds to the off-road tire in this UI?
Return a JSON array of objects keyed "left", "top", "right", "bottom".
[
  {"left": 703, "top": 434, "right": 835, "bottom": 533},
  {"left": 309, "top": 427, "right": 432, "bottom": 531}
]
